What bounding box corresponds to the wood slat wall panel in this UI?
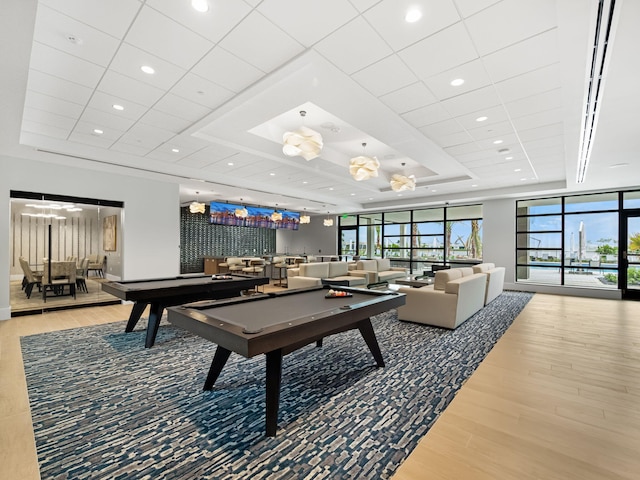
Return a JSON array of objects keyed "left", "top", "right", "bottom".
[{"left": 10, "top": 215, "right": 101, "bottom": 275}]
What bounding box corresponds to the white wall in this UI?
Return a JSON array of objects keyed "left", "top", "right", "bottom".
[
  {"left": 276, "top": 215, "right": 338, "bottom": 255},
  {"left": 482, "top": 199, "right": 516, "bottom": 284},
  {"left": 1, "top": 155, "right": 181, "bottom": 319}
]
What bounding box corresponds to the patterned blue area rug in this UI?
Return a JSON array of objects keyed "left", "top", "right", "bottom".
[{"left": 21, "top": 291, "right": 533, "bottom": 480}]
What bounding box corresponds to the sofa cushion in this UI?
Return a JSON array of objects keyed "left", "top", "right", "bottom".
[
  {"left": 459, "top": 267, "right": 474, "bottom": 277},
  {"left": 434, "top": 268, "right": 463, "bottom": 290},
  {"left": 286, "top": 267, "right": 301, "bottom": 278},
  {"left": 300, "top": 262, "right": 330, "bottom": 278},
  {"left": 376, "top": 258, "right": 391, "bottom": 271},
  {"left": 472, "top": 263, "right": 495, "bottom": 273},
  {"left": 379, "top": 270, "right": 406, "bottom": 282},
  {"left": 357, "top": 259, "right": 378, "bottom": 271},
  {"left": 328, "top": 261, "right": 348, "bottom": 277},
  {"left": 327, "top": 275, "right": 366, "bottom": 286}
]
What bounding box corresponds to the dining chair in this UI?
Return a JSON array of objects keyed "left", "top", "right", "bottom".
[
  {"left": 76, "top": 257, "right": 90, "bottom": 293},
  {"left": 42, "top": 261, "right": 76, "bottom": 302},
  {"left": 87, "top": 255, "right": 105, "bottom": 277},
  {"left": 19, "top": 257, "right": 42, "bottom": 299}
]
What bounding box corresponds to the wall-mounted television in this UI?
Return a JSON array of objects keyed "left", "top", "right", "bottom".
[{"left": 209, "top": 201, "right": 300, "bottom": 230}]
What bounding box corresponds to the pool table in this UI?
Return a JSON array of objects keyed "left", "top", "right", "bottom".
[
  {"left": 101, "top": 273, "right": 269, "bottom": 348},
  {"left": 166, "top": 285, "right": 406, "bottom": 436}
]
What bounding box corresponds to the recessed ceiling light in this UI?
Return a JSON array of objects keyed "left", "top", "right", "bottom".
[
  {"left": 493, "top": 140, "right": 503, "bottom": 144},
  {"left": 431, "top": 189, "right": 437, "bottom": 192},
  {"left": 112, "top": 104, "right": 124, "bottom": 111},
  {"left": 405, "top": 8, "right": 422, "bottom": 23},
  {"left": 93, "top": 129, "right": 103, "bottom": 135},
  {"left": 350, "top": 193, "right": 356, "bottom": 196},
  {"left": 191, "top": 0, "right": 209, "bottom": 13},
  {"left": 450, "top": 78, "right": 464, "bottom": 87},
  {"left": 397, "top": 193, "right": 403, "bottom": 197},
  {"left": 171, "top": 148, "right": 180, "bottom": 153},
  {"left": 514, "top": 168, "right": 522, "bottom": 172},
  {"left": 476, "top": 116, "right": 488, "bottom": 122},
  {"left": 227, "top": 162, "right": 234, "bottom": 166},
  {"left": 302, "top": 181, "right": 308, "bottom": 184},
  {"left": 505, "top": 156, "right": 513, "bottom": 160},
  {"left": 329, "top": 187, "right": 334, "bottom": 191},
  {"left": 368, "top": 197, "right": 374, "bottom": 200},
  {"left": 520, "top": 177, "right": 527, "bottom": 181},
  {"left": 140, "top": 65, "right": 155, "bottom": 75},
  {"left": 471, "top": 184, "right": 478, "bottom": 187},
  {"left": 269, "top": 173, "right": 275, "bottom": 176}
]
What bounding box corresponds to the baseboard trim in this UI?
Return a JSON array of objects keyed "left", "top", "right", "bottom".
[{"left": 10, "top": 300, "right": 121, "bottom": 317}]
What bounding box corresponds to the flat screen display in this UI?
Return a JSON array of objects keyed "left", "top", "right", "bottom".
[{"left": 209, "top": 201, "right": 300, "bottom": 230}]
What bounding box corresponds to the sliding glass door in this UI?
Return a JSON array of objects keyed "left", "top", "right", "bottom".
[{"left": 621, "top": 211, "right": 640, "bottom": 299}]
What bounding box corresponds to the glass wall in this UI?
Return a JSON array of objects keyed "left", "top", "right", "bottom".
[
  {"left": 10, "top": 191, "right": 124, "bottom": 314},
  {"left": 338, "top": 204, "right": 483, "bottom": 273},
  {"left": 516, "top": 191, "right": 630, "bottom": 290}
]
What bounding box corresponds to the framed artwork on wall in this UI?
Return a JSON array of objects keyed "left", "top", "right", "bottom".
[{"left": 103, "top": 215, "right": 117, "bottom": 251}]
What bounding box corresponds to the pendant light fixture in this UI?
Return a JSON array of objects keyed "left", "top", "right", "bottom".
[
  {"left": 349, "top": 142, "right": 379, "bottom": 181},
  {"left": 189, "top": 191, "right": 206, "bottom": 214},
  {"left": 282, "top": 110, "right": 323, "bottom": 161},
  {"left": 299, "top": 208, "right": 310, "bottom": 224},
  {"left": 234, "top": 198, "right": 248, "bottom": 218},
  {"left": 271, "top": 204, "right": 282, "bottom": 222},
  {"left": 390, "top": 164, "right": 416, "bottom": 192},
  {"left": 323, "top": 211, "right": 334, "bottom": 227}
]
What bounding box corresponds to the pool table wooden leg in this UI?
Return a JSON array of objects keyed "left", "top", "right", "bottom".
[
  {"left": 125, "top": 302, "right": 148, "bottom": 332},
  {"left": 357, "top": 318, "right": 385, "bottom": 367},
  {"left": 203, "top": 346, "right": 232, "bottom": 390},
  {"left": 265, "top": 349, "right": 283, "bottom": 437},
  {"left": 145, "top": 303, "right": 164, "bottom": 348}
]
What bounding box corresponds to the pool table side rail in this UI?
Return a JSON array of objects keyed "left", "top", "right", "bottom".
[
  {"left": 101, "top": 275, "right": 269, "bottom": 301},
  {"left": 167, "top": 290, "right": 405, "bottom": 358}
]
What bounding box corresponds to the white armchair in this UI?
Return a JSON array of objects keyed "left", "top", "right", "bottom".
[
  {"left": 472, "top": 263, "right": 506, "bottom": 305},
  {"left": 224, "top": 257, "right": 245, "bottom": 272},
  {"left": 396, "top": 268, "right": 486, "bottom": 329}
]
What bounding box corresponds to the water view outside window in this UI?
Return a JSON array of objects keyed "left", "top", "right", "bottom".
[{"left": 516, "top": 191, "right": 627, "bottom": 289}]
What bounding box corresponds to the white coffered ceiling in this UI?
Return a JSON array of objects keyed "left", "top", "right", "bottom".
[{"left": 2, "top": 0, "right": 638, "bottom": 214}]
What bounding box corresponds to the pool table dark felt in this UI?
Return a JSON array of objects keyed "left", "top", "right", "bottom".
[{"left": 167, "top": 285, "right": 406, "bottom": 436}]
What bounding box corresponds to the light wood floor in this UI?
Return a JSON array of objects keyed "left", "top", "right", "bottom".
[
  {"left": 1, "top": 293, "right": 639, "bottom": 480},
  {"left": 394, "top": 294, "right": 640, "bottom": 480}
]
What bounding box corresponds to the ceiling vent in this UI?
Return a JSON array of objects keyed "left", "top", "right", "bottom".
[{"left": 577, "top": 0, "right": 617, "bottom": 183}]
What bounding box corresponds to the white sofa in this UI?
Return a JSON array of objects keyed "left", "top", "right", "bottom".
[
  {"left": 350, "top": 258, "right": 407, "bottom": 284},
  {"left": 396, "top": 267, "right": 487, "bottom": 329},
  {"left": 287, "top": 261, "right": 367, "bottom": 289},
  {"left": 472, "top": 262, "right": 506, "bottom": 305}
]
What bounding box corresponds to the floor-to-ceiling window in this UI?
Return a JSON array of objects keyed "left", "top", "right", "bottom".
[
  {"left": 516, "top": 190, "right": 640, "bottom": 294},
  {"left": 338, "top": 204, "right": 483, "bottom": 273}
]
